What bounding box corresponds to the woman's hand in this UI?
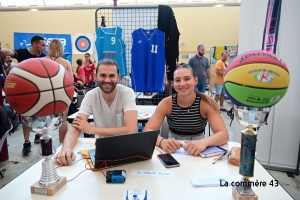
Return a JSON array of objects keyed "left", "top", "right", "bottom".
[
  {"left": 183, "top": 140, "right": 207, "bottom": 156},
  {"left": 161, "top": 138, "right": 182, "bottom": 154}
]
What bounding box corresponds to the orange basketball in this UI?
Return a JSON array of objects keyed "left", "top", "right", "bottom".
[{"left": 4, "top": 58, "right": 74, "bottom": 116}]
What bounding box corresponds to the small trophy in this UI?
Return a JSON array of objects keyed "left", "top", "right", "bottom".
[
  {"left": 232, "top": 106, "right": 271, "bottom": 200},
  {"left": 23, "top": 114, "right": 67, "bottom": 196}
]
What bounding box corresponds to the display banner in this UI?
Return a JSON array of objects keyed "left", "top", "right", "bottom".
[
  {"left": 14, "top": 32, "right": 72, "bottom": 63},
  {"left": 262, "top": 0, "right": 282, "bottom": 53}
]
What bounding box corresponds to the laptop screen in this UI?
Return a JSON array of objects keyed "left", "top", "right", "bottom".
[{"left": 89, "top": 130, "right": 160, "bottom": 169}]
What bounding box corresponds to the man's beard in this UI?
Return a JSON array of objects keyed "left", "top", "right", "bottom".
[
  {"left": 198, "top": 52, "right": 204, "bottom": 56},
  {"left": 99, "top": 82, "right": 117, "bottom": 94}
]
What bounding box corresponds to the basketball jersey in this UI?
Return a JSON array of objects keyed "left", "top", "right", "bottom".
[
  {"left": 131, "top": 28, "right": 165, "bottom": 92},
  {"left": 95, "top": 26, "right": 127, "bottom": 76}
]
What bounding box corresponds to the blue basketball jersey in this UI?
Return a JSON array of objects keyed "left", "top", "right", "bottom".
[
  {"left": 131, "top": 28, "right": 165, "bottom": 92},
  {"left": 95, "top": 26, "right": 127, "bottom": 76}
]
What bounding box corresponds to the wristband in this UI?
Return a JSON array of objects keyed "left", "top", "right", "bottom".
[{"left": 159, "top": 138, "right": 165, "bottom": 149}]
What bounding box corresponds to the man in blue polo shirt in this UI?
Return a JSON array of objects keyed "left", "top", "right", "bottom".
[
  {"left": 188, "top": 44, "right": 211, "bottom": 93},
  {"left": 0, "top": 36, "right": 46, "bottom": 155}
]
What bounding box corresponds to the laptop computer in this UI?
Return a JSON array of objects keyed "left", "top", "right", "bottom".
[{"left": 88, "top": 130, "right": 160, "bottom": 169}]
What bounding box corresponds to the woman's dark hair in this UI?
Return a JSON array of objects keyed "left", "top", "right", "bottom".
[
  {"left": 85, "top": 53, "right": 92, "bottom": 64},
  {"left": 76, "top": 59, "right": 83, "bottom": 74},
  {"left": 175, "top": 64, "right": 219, "bottom": 112}
]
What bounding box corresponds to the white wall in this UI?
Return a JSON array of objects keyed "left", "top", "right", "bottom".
[
  {"left": 268, "top": 0, "right": 300, "bottom": 170},
  {"left": 233, "top": 0, "right": 300, "bottom": 171}
]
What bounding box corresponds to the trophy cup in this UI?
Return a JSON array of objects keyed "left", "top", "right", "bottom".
[
  {"left": 24, "top": 114, "right": 67, "bottom": 196},
  {"left": 232, "top": 106, "right": 271, "bottom": 200},
  {"left": 222, "top": 50, "right": 290, "bottom": 199}
]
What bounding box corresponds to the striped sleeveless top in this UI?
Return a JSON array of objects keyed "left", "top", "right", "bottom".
[{"left": 167, "top": 93, "right": 208, "bottom": 135}]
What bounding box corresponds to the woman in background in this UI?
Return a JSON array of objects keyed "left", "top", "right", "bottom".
[
  {"left": 83, "top": 53, "right": 95, "bottom": 86},
  {"left": 74, "top": 58, "right": 85, "bottom": 90},
  {"left": 143, "top": 64, "right": 228, "bottom": 155},
  {"left": 44, "top": 39, "right": 73, "bottom": 143}
]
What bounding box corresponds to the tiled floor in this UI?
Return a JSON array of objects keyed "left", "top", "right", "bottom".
[{"left": 0, "top": 99, "right": 299, "bottom": 199}]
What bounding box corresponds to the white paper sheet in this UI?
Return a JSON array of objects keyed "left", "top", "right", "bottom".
[
  {"left": 171, "top": 147, "right": 193, "bottom": 158},
  {"left": 131, "top": 170, "right": 175, "bottom": 177},
  {"left": 190, "top": 176, "right": 241, "bottom": 187}
]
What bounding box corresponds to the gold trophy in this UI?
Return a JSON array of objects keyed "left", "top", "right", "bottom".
[{"left": 24, "top": 115, "right": 67, "bottom": 196}]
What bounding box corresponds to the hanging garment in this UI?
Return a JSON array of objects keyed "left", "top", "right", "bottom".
[
  {"left": 213, "top": 46, "right": 226, "bottom": 60},
  {"left": 95, "top": 26, "right": 127, "bottom": 76},
  {"left": 131, "top": 28, "right": 165, "bottom": 92},
  {"left": 158, "top": 5, "right": 180, "bottom": 80}
]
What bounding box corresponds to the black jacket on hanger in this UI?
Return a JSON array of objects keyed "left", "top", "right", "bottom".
[{"left": 158, "top": 5, "right": 180, "bottom": 80}]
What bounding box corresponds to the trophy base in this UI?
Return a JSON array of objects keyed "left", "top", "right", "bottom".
[
  {"left": 232, "top": 187, "right": 258, "bottom": 200},
  {"left": 30, "top": 176, "right": 67, "bottom": 196}
]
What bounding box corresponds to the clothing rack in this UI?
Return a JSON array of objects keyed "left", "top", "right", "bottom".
[
  {"left": 95, "top": 6, "right": 158, "bottom": 84},
  {"left": 95, "top": 6, "right": 163, "bottom": 105}
]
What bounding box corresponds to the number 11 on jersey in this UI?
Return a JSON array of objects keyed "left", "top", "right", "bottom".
[{"left": 151, "top": 44, "right": 158, "bottom": 54}]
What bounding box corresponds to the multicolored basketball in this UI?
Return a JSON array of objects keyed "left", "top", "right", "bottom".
[
  {"left": 4, "top": 58, "right": 74, "bottom": 116},
  {"left": 224, "top": 50, "right": 290, "bottom": 107}
]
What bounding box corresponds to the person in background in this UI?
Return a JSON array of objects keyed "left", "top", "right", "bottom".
[
  {"left": 214, "top": 52, "right": 228, "bottom": 111},
  {"left": 74, "top": 58, "right": 85, "bottom": 90},
  {"left": 2, "top": 56, "right": 16, "bottom": 74},
  {"left": 188, "top": 44, "right": 210, "bottom": 93},
  {"left": 0, "top": 36, "right": 46, "bottom": 155},
  {"left": 143, "top": 64, "right": 228, "bottom": 155},
  {"left": 83, "top": 53, "right": 95, "bottom": 86},
  {"left": 0, "top": 58, "right": 5, "bottom": 86},
  {"left": 44, "top": 39, "right": 73, "bottom": 143},
  {"left": 54, "top": 59, "right": 137, "bottom": 166}
]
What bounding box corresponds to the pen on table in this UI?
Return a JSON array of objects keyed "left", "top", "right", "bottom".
[
  {"left": 212, "top": 151, "right": 227, "bottom": 164},
  {"left": 213, "top": 150, "right": 232, "bottom": 161}
]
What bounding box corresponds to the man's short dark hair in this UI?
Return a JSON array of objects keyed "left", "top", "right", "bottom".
[
  {"left": 221, "top": 51, "right": 228, "bottom": 56},
  {"left": 96, "top": 59, "right": 120, "bottom": 75},
  {"left": 31, "top": 36, "right": 45, "bottom": 45}
]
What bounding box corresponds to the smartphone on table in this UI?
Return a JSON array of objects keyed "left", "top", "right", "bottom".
[{"left": 157, "top": 153, "right": 180, "bottom": 168}]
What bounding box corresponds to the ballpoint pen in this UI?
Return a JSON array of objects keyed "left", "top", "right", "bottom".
[{"left": 213, "top": 151, "right": 228, "bottom": 164}]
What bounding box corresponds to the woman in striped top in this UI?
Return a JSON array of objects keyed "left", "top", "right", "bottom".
[{"left": 143, "top": 64, "right": 229, "bottom": 155}]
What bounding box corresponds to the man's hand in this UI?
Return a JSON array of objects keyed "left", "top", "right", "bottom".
[
  {"left": 183, "top": 140, "right": 207, "bottom": 156},
  {"left": 161, "top": 138, "right": 181, "bottom": 154},
  {"left": 207, "top": 80, "right": 211, "bottom": 86},
  {"left": 72, "top": 115, "right": 93, "bottom": 134},
  {"left": 54, "top": 149, "right": 76, "bottom": 166}
]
